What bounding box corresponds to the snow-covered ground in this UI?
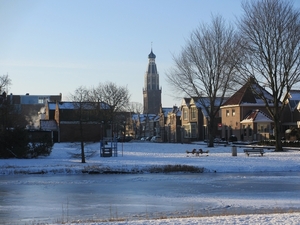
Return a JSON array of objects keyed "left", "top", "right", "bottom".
[
  {"left": 1, "top": 141, "right": 300, "bottom": 224},
  {"left": 1, "top": 141, "right": 299, "bottom": 175}
]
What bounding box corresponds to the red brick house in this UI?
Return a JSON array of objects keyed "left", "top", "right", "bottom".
[
  {"left": 220, "top": 78, "right": 275, "bottom": 142},
  {"left": 42, "top": 101, "right": 109, "bottom": 142}
]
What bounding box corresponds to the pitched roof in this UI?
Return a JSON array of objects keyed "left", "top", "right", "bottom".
[
  {"left": 223, "top": 77, "right": 274, "bottom": 106},
  {"left": 134, "top": 113, "right": 158, "bottom": 123},
  {"left": 181, "top": 98, "right": 192, "bottom": 107},
  {"left": 182, "top": 97, "right": 227, "bottom": 108},
  {"left": 162, "top": 107, "right": 173, "bottom": 117},
  {"left": 47, "top": 101, "right": 110, "bottom": 110},
  {"left": 240, "top": 109, "right": 273, "bottom": 123}
]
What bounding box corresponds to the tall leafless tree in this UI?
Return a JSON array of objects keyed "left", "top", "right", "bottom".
[
  {"left": 0, "top": 74, "right": 11, "bottom": 94},
  {"left": 167, "top": 16, "right": 243, "bottom": 147},
  {"left": 238, "top": 0, "right": 300, "bottom": 151},
  {"left": 70, "top": 86, "right": 92, "bottom": 163},
  {"left": 91, "top": 82, "right": 131, "bottom": 126},
  {"left": 0, "top": 74, "right": 12, "bottom": 129}
]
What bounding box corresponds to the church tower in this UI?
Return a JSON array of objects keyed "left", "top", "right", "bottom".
[{"left": 143, "top": 49, "right": 162, "bottom": 114}]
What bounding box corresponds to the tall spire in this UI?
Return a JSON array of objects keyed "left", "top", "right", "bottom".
[
  {"left": 145, "top": 48, "right": 158, "bottom": 90},
  {"left": 143, "top": 48, "right": 162, "bottom": 114},
  {"left": 148, "top": 42, "right": 156, "bottom": 59}
]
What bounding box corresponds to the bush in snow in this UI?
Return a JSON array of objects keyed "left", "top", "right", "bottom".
[{"left": 0, "top": 127, "right": 53, "bottom": 158}]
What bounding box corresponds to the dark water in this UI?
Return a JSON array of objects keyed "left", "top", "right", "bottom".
[{"left": 0, "top": 172, "right": 299, "bottom": 224}]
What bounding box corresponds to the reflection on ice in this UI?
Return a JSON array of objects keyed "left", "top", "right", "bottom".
[{"left": 0, "top": 173, "right": 300, "bottom": 224}]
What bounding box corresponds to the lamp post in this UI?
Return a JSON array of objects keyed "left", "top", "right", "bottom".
[
  {"left": 101, "top": 121, "right": 104, "bottom": 140},
  {"left": 181, "top": 126, "right": 184, "bottom": 144},
  {"left": 122, "top": 121, "right": 126, "bottom": 156}
]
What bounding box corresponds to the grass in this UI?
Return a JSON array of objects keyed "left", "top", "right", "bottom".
[{"left": 149, "top": 164, "right": 204, "bottom": 173}]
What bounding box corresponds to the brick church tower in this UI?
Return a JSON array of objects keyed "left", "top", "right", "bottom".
[{"left": 143, "top": 49, "right": 162, "bottom": 114}]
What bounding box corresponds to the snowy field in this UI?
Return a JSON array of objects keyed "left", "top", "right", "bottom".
[
  {"left": 1, "top": 141, "right": 300, "bottom": 224},
  {"left": 1, "top": 141, "right": 300, "bottom": 175}
]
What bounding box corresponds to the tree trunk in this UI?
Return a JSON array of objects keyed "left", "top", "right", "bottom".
[
  {"left": 207, "top": 119, "right": 215, "bottom": 147},
  {"left": 79, "top": 121, "right": 86, "bottom": 163},
  {"left": 81, "top": 140, "right": 85, "bottom": 163},
  {"left": 274, "top": 121, "right": 283, "bottom": 152}
]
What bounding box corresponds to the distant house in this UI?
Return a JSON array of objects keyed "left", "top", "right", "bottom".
[
  {"left": 220, "top": 77, "right": 275, "bottom": 142},
  {"left": 7, "top": 93, "right": 62, "bottom": 129},
  {"left": 157, "top": 106, "right": 173, "bottom": 142},
  {"left": 180, "top": 97, "right": 224, "bottom": 143},
  {"left": 127, "top": 106, "right": 182, "bottom": 143},
  {"left": 132, "top": 113, "right": 159, "bottom": 139},
  {"left": 163, "top": 105, "right": 181, "bottom": 143},
  {"left": 42, "top": 101, "right": 109, "bottom": 142},
  {"left": 282, "top": 90, "right": 300, "bottom": 130}
]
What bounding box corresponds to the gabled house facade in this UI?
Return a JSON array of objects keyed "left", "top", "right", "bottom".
[
  {"left": 158, "top": 106, "right": 172, "bottom": 142},
  {"left": 282, "top": 90, "right": 300, "bottom": 130},
  {"left": 164, "top": 105, "right": 182, "bottom": 143},
  {"left": 180, "top": 97, "right": 224, "bottom": 143},
  {"left": 220, "top": 77, "right": 275, "bottom": 142}
]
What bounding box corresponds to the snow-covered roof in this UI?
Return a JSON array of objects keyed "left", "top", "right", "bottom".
[
  {"left": 240, "top": 109, "right": 273, "bottom": 124},
  {"left": 47, "top": 102, "right": 56, "bottom": 110},
  {"left": 131, "top": 113, "right": 158, "bottom": 123},
  {"left": 162, "top": 107, "right": 173, "bottom": 117},
  {"left": 47, "top": 101, "right": 110, "bottom": 110},
  {"left": 223, "top": 77, "right": 275, "bottom": 107},
  {"left": 193, "top": 97, "right": 227, "bottom": 117},
  {"left": 40, "top": 120, "right": 57, "bottom": 130}
]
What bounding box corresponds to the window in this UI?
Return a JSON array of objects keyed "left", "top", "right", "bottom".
[
  {"left": 183, "top": 108, "right": 188, "bottom": 120},
  {"left": 243, "top": 125, "right": 247, "bottom": 136},
  {"left": 258, "top": 123, "right": 270, "bottom": 132},
  {"left": 183, "top": 124, "right": 190, "bottom": 138},
  {"left": 191, "top": 107, "right": 196, "bottom": 119},
  {"left": 38, "top": 97, "right": 49, "bottom": 104},
  {"left": 226, "top": 110, "right": 230, "bottom": 117},
  {"left": 38, "top": 97, "right": 44, "bottom": 104},
  {"left": 232, "top": 109, "right": 235, "bottom": 116},
  {"left": 249, "top": 126, "right": 252, "bottom": 136},
  {"left": 190, "top": 123, "right": 197, "bottom": 138}
]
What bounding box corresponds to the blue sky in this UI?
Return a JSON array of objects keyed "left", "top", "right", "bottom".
[{"left": 1, "top": 0, "right": 299, "bottom": 107}]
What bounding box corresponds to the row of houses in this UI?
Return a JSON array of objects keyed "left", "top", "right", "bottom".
[
  {"left": 2, "top": 78, "right": 300, "bottom": 143},
  {"left": 128, "top": 77, "right": 300, "bottom": 143}
]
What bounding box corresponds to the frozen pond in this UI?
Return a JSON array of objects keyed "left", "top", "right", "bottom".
[{"left": 0, "top": 172, "right": 300, "bottom": 224}]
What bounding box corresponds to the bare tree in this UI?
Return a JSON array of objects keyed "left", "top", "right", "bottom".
[
  {"left": 127, "top": 102, "right": 143, "bottom": 114},
  {"left": 238, "top": 0, "right": 300, "bottom": 151},
  {"left": 167, "top": 16, "right": 243, "bottom": 147},
  {"left": 0, "top": 74, "right": 11, "bottom": 94},
  {"left": 70, "top": 86, "right": 92, "bottom": 163},
  {"left": 91, "top": 82, "right": 131, "bottom": 124},
  {"left": 0, "top": 74, "right": 12, "bottom": 129}
]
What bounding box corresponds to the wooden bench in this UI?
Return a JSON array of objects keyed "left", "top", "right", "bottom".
[
  {"left": 243, "top": 148, "right": 265, "bottom": 156},
  {"left": 186, "top": 149, "right": 209, "bottom": 156}
]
